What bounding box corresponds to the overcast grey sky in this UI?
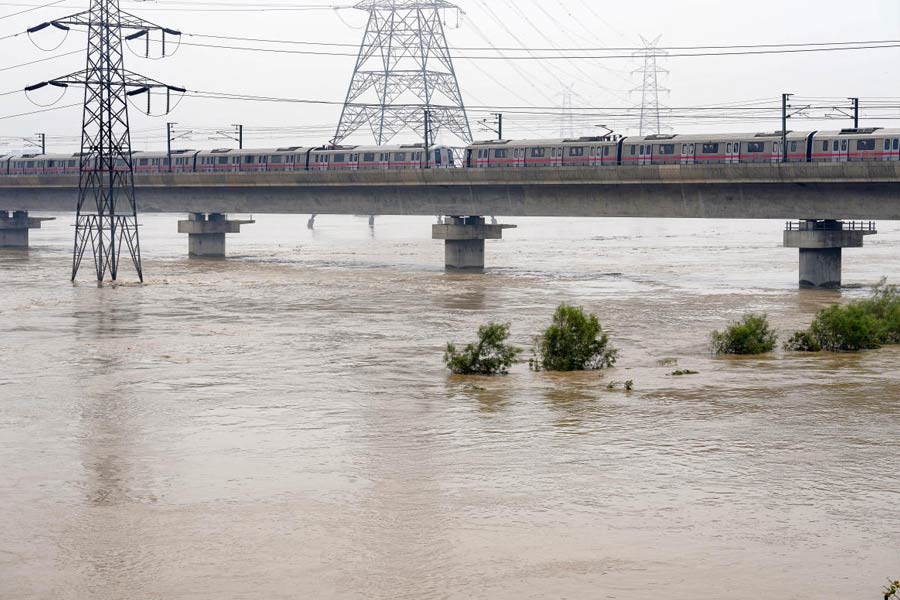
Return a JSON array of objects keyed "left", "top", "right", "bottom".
[{"left": 1, "top": 0, "right": 899, "bottom": 152}]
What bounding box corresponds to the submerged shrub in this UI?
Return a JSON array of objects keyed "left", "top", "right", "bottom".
[
  {"left": 859, "top": 278, "right": 900, "bottom": 344},
  {"left": 783, "top": 330, "right": 822, "bottom": 353},
  {"left": 530, "top": 304, "right": 618, "bottom": 371},
  {"left": 808, "top": 304, "right": 884, "bottom": 352},
  {"left": 444, "top": 322, "right": 521, "bottom": 375},
  {"left": 710, "top": 313, "right": 778, "bottom": 355},
  {"left": 786, "top": 278, "right": 900, "bottom": 353}
]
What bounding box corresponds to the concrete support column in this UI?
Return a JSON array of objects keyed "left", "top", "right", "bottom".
[
  {"left": 784, "top": 220, "right": 876, "bottom": 289},
  {"left": 177, "top": 212, "right": 254, "bottom": 258},
  {"left": 0, "top": 210, "right": 55, "bottom": 248},
  {"left": 432, "top": 216, "right": 516, "bottom": 271}
]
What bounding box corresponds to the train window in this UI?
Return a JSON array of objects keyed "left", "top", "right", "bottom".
[
  {"left": 857, "top": 139, "right": 875, "bottom": 151},
  {"left": 271, "top": 155, "right": 282, "bottom": 164},
  {"left": 659, "top": 144, "right": 675, "bottom": 155},
  {"left": 363, "top": 152, "right": 375, "bottom": 161},
  {"left": 894, "top": 139, "right": 899, "bottom": 150},
  {"left": 245, "top": 156, "right": 255, "bottom": 164},
  {"left": 833, "top": 140, "right": 839, "bottom": 151},
  {"left": 569, "top": 147, "right": 584, "bottom": 157},
  {"left": 333, "top": 153, "right": 345, "bottom": 163},
  {"left": 590, "top": 147, "right": 595, "bottom": 157},
  {"left": 217, "top": 156, "right": 228, "bottom": 165},
  {"left": 603, "top": 146, "right": 610, "bottom": 156},
  {"left": 551, "top": 148, "right": 556, "bottom": 158},
  {"left": 69, "top": 160, "right": 76, "bottom": 167},
  {"left": 629, "top": 145, "right": 635, "bottom": 155},
  {"left": 841, "top": 140, "right": 848, "bottom": 151},
  {"left": 702, "top": 143, "right": 720, "bottom": 154},
  {"left": 434, "top": 150, "right": 442, "bottom": 164},
  {"left": 822, "top": 141, "right": 828, "bottom": 152},
  {"left": 639, "top": 145, "right": 644, "bottom": 156},
  {"left": 726, "top": 143, "right": 732, "bottom": 153},
  {"left": 530, "top": 148, "right": 545, "bottom": 158},
  {"left": 791, "top": 141, "right": 797, "bottom": 153},
  {"left": 139, "top": 158, "right": 148, "bottom": 166},
  {"left": 395, "top": 152, "right": 406, "bottom": 161},
  {"left": 747, "top": 142, "right": 764, "bottom": 153},
  {"left": 885, "top": 140, "right": 891, "bottom": 151},
  {"left": 495, "top": 149, "right": 507, "bottom": 158}
]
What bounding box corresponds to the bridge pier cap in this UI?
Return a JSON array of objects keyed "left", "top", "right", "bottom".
[
  {"left": 177, "top": 212, "right": 255, "bottom": 258},
  {"left": 0, "top": 210, "right": 55, "bottom": 248},
  {"left": 784, "top": 220, "right": 876, "bottom": 289},
  {"left": 432, "top": 215, "right": 515, "bottom": 271}
]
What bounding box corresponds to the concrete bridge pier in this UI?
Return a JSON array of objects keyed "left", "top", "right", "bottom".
[
  {"left": 784, "top": 220, "right": 876, "bottom": 288},
  {"left": 432, "top": 216, "right": 515, "bottom": 270},
  {"left": 0, "top": 211, "right": 54, "bottom": 248},
  {"left": 177, "top": 212, "right": 254, "bottom": 258}
]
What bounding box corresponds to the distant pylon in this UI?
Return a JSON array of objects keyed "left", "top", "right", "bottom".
[
  {"left": 27, "top": 0, "right": 183, "bottom": 283},
  {"left": 632, "top": 35, "right": 669, "bottom": 135},
  {"left": 333, "top": 0, "right": 472, "bottom": 146},
  {"left": 560, "top": 85, "right": 576, "bottom": 138}
]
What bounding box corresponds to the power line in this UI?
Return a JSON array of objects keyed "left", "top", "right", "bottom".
[{"left": 181, "top": 32, "right": 900, "bottom": 53}]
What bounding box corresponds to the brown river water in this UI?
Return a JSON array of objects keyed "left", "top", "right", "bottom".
[{"left": 1, "top": 214, "right": 899, "bottom": 599}]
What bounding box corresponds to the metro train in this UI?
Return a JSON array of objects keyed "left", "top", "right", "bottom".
[{"left": 2, "top": 127, "right": 900, "bottom": 175}]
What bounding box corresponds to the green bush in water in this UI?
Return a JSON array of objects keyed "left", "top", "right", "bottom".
[
  {"left": 530, "top": 304, "right": 618, "bottom": 371},
  {"left": 808, "top": 303, "right": 884, "bottom": 352},
  {"left": 783, "top": 330, "right": 822, "bottom": 353},
  {"left": 710, "top": 313, "right": 778, "bottom": 355},
  {"left": 858, "top": 278, "right": 900, "bottom": 344},
  {"left": 444, "top": 322, "right": 522, "bottom": 375},
  {"left": 785, "top": 279, "right": 900, "bottom": 353}
]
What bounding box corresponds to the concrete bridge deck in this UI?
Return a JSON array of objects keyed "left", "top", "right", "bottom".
[{"left": 1, "top": 162, "right": 899, "bottom": 220}]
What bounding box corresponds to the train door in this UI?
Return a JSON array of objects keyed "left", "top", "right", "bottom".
[
  {"left": 881, "top": 138, "right": 900, "bottom": 162},
  {"left": 771, "top": 142, "right": 782, "bottom": 163},
  {"left": 637, "top": 144, "right": 650, "bottom": 165},
  {"left": 680, "top": 143, "right": 694, "bottom": 165},
  {"left": 726, "top": 141, "right": 740, "bottom": 164},
  {"left": 831, "top": 138, "right": 849, "bottom": 162}
]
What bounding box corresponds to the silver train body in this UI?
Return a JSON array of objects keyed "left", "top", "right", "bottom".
[{"left": 2, "top": 128, "right": 900, "bottom": 175}]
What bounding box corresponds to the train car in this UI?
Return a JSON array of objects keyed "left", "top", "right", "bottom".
[
  {"left": 196, "top": 148, "right": 295, "bottom": 173},
  {"left": 314, "top": 144, "right": 457, "bottom": 171},
  {"left": 466, "top": 137, "right": 619, "bottom": 168},
  {"left": 622, "top": 131, "right": 812, "bottom": 166},
  {"left": 0, "top": 155, "right": 10, "bottom": 175},
  {"left": 132, "top": 149, "right": 200, "bottom": 173},
  {"left": 811, "top": 128, "right": 900, "bottom": 162},
  {"left": 8, "top": 153, "right": 80, "bottom": 175}
]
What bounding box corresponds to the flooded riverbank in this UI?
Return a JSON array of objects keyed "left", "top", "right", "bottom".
[{"left": 2, "top": 215, "right": 898, "bottom": 599}]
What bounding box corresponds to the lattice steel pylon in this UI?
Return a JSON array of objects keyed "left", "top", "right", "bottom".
[
  {"left": 333, "top": 0, "right": 472, "bottom": 146},
  {"left": 632, "top": 35, "right": 669, "bottom": 136},
  {"left": 27, "top": 1, "right": 182, "bottom": 284}
]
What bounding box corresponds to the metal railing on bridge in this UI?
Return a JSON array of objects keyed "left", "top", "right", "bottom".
[{"left": 785, "top": 220, "right": 877, "bottom": 233}]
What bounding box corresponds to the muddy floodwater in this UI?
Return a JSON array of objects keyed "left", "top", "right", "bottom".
[{"left": 1, "top": 214, "right": 899, "bottom": 599}]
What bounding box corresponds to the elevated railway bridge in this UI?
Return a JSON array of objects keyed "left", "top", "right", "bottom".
[{"left": 1, "top": 162, "right": 898, "bottom": 288}]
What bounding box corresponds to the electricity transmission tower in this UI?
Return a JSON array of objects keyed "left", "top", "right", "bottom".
[
  {"left": 632, "top": 35, "right": 669, "bottom": 135},
  {"left": 560, "top": 85, "right": 576, "bottom": 138},
  {"left": 26, "top": 0, "right": 182, "bottom": 283},
  {"left": 333, "top": 0, "right": 472, "bottom": 146}
]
